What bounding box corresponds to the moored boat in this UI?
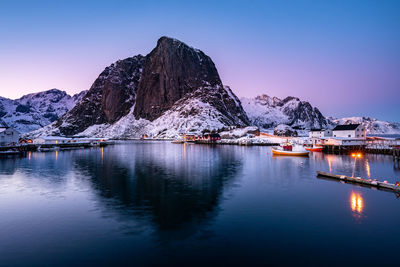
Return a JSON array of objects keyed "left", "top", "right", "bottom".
[
  {"left": 271, "top": 147, "right": 309, "bottom": 156},
  {"left": 305, "top": 145, "right": 323, "bottom": 152},
  {"left": 171, "top": 140, "right": 184, "bottom": 144}
]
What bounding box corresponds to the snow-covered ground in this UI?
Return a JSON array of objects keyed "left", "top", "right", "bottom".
[{"left": 29, "top": 96, "right": 241, "bottom": 139}]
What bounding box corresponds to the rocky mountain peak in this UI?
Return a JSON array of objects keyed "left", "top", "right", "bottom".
[
  {"left": 133, "top": 37, "right": 223, "bottom": 121},
  {"left": 30, "top": 37, "right": 249, "bottom": 138}
]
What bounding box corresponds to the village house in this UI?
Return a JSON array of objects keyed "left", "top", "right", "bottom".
[
  {"left": 0, "top": 127, "right": 20, "bottom": 146},
  {"left": 332, "top": 124, "right": 366, "bottom": 139},
  {"left": 200, "top": 133, "right": 221, "bottom": 142},
  {"left": 308, "top": 129, "right": 332, "bottom": 138},
  {"left": 182, "top": 133, "right": 197, "bottom": 142}
]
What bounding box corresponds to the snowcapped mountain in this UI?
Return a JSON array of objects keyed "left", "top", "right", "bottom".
[
  {"left": 0, "top": 89, "right": 86, "bottom": 133},
  {"left": 329, "top": 116, "right": 400, "bottom": 135},
  {"left": 240, "top": 94, "right": 329, "bottom": 130},
  {"left": 30, "top": 37, "right": 249, "bottom": 138}
]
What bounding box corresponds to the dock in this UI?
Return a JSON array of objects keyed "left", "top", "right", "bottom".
[
  {"left": 0, "top": 141, "right": 111, "bottom": 152},
  {"left": 317, "top": 171, "right": 400, "bottom": 193},
  {"left": 394, "top": 148, "right": 400, "bottom": 167}
]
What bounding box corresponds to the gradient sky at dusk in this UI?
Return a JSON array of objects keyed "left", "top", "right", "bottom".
[{"left": 1, "top": 0, "right": 399, "bottom": 121}]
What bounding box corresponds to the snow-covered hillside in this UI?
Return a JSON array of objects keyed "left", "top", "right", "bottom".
[
  {"left": 0, "top": 89, "right": 86, "bottom": 133},
  {"left": 241, "top": 94, "right": 329, "bottom": 130},
  {"left": 30, "top": 86, "right": 247, "bottom": 139},
  {"left": 329, "top": 116, "right": 400, "bottom": 135}
]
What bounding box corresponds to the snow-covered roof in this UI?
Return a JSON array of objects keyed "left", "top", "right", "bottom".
[{"left": 0, "top": 127, "right": 6, "bottom": 133}]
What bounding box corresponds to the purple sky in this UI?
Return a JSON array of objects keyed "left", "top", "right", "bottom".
[{"left": 0, "top": 0, "right": 399, "bottom": 121}]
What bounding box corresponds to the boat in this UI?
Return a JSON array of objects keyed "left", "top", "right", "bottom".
[
  {"left": 171, "top": 140, "right": 184, "bottom": 144},
  {"left": 305, "top": 145, "right": 323, "bottom": 152},
  {"left": 271, "top": 147, "right": 309, "bottom": 156},
  {"left": 271, "top": 142, "right": 309, "bottom": 156}
]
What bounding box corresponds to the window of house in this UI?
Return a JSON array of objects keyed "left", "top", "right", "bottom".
[{"left": 348, "top": 135, "right": 351, "bottom": 137}]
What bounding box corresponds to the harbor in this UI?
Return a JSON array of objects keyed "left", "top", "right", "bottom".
[{"left": 2, "top": 141, "right": 400, "bottom": 266}]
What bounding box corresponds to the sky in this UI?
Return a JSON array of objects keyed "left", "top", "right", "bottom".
[{"left": 0, "top": 0, "right": 399, "bottom": 121}]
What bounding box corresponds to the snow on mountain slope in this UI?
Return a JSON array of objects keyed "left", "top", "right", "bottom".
[
  {"left": 241, "top": 94, "right": 329, "bottom": 130},
  {"left": 329, "top": 116, "right": 400, "bottom": 135},
  {"left": 0, "top": 89, "right": 86, "bottom": 133},
  {"left": 34, "top": 87, "right": 245, "bottom": 139}
]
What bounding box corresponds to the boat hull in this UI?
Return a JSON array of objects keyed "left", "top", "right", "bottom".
[
  {"left": 271, "top": 148, "right": 309, "bottom": 156},
  {"left": 305, "top": 147, "right": 323, "bottom": 152}
]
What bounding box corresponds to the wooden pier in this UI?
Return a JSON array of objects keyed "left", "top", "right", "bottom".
[
  {"left": 394, "top": 148, "right": 400, "bottom": 167},
  {"left": 323, "top": 145, "right": 397, "bottom": 156},
  {"left": 0, "top": 141, "right": 109, "bottom": 152},
  {"left": 317, "top": 171, "right": 400, "bottom": 193},
  {"left": 323, "top": 145, "right": 366, "bottom": 155}
]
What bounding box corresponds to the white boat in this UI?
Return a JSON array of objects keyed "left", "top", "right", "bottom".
[{"left": 271, "top": 147, "right": 310, "bottom": 157}]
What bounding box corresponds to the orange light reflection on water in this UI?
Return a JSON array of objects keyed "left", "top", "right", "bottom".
[
  {"left": 328, "top": 157, "right": 332, "bottom": 172},
  {"left": 365, "top": 160, "right": 370, "bottom": 178},
  {"left": 350, "top": 192, "right": 364, "bottom": 214}
]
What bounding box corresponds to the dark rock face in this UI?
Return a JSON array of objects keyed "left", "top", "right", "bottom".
[
  {"left": 54, "top": 56, "right": 145, "bottom": 135},
  {"left": 134, "top": 37, "right": 223, "bottom": 121},
  {"left": 281, "top": 97, "right": 327, "bottom": 128},
  {"left": 51, "top": 37, "right": 249, "bottom": 136}
]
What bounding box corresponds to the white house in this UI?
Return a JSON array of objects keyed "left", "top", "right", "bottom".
[
  {"left": 332, "top": 124, "right": 366, "bottom": 139},
  {"left": 0, "top": 127, "right": 20, "bottom": 146},
  {"left": 309, "top": 129, "right": 333, "bottom": 138}
]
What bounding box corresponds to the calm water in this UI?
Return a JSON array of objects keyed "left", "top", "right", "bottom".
[{"left": 1, "top": 142, "right": 400, "bottom": 266}]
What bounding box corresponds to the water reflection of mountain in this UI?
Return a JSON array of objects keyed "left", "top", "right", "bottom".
[{"left": 73, "top": 142, "right": 243, "bottom": 240}]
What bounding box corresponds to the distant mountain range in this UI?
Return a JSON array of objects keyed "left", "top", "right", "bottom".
[
  {"left": 1, "top": 37, "right": 399, "bottom": 137},
  {"left": 241, "top": 95, "right": 400, "bottom": 135},
  {"left": 328, "top": 116, "right": 400, "bottom": 135},
  {"left": 0, "top": 89, "right": 86, "bottom": 133},
  {"left": 240, "top": 94, "right": 329, "bottom": 130}
]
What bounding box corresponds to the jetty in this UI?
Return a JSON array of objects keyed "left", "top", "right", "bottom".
[
  {"left": 0, "top": 139, "right": 112, "bottom": 153},
  {"left": 394, "top": 147, "right": 400, "bottom": 166},
  {"left": 317, "top": 171, "right": 400, "bottom": 193}
]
